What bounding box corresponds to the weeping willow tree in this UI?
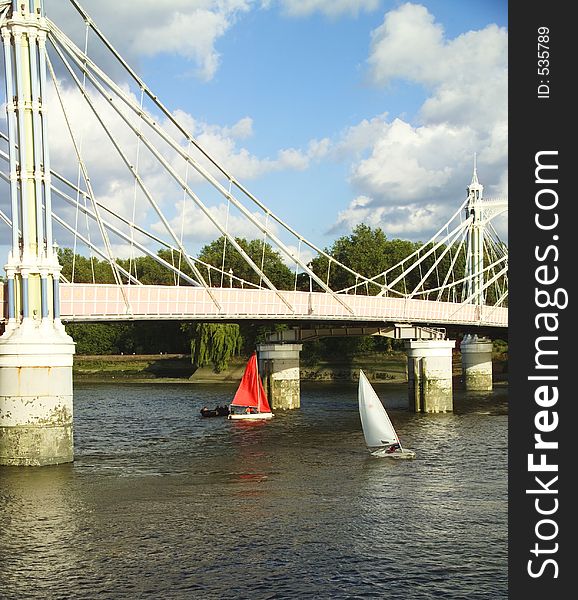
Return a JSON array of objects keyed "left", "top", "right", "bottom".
[{"left": 190, "top": 323, "right": 244, "bottom": 372}]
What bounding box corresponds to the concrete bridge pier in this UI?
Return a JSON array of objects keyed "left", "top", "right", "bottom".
[
  {"left": 257, "top": 343, "right": 302, "bottom": 410},
  {"left": 406, "top": 339, "right": 456, "bottom": 412},
  {"left": 460, "top": 335, "right": 493, "bottom": 391},
  {"left": 0, "top": 329, "right": 75, "bottom": 466}
]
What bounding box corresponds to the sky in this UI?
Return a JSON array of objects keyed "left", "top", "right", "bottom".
[{"left": 0, "top": 0, "right": 508, "bottom": 264}]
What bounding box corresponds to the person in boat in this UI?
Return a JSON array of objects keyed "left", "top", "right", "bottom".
[
  {"left": 245, "top": 407, "right": 256, "bottom": 414},
  {"left": 201, "top": 405, "right": 227, "bottom": 417},
  {"left": 385, "top": 442, "right": 401, "bottom": 453}
]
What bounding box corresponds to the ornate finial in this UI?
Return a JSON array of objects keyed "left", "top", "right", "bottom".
[
  {"left": 466, "top": 153, "right": 483, "bottom": 203},
  {"left": 471, "top": 153, "right": 479, "bottom": 185}
]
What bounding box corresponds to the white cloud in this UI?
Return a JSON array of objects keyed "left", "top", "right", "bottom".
[
  {"left": 334, "top": 113, "right": 390, "bottom": 157},
  {"left": 333, "top": 3, "right": 508, "bottom": 241},
  {"left": 44, "top": 0, "right": 382, "bottom": 83},
  {"left": 280, "top": 243, "right": 316, "bottom": 269},
  {"left": 348, "top": 117, "right": 466, "bottom": 203},
  {"left": 157, "top": 200, "right": 279, "bottom": 245},
  {"left": 331, "top": 195, "right": 446, "bottom": 238},
  {"left": 368, "top": 3, "right": 445, "bottom": 86},
  {"left": 275, "top": 0, "right": 380, "bottom": 18},
  {"left": 170, "top": 109, "right": 326, "bottom": 180},
  {"left": 307, "top": 137, "right": 331, "bottom": 160},
  {"left": 45, "top": 0, "right": 251, "bottom": 81},
  {"left": 224, "top": 116, "right": 254, "bottom": 140},
  {"left": 4, "top": 0, "right": 508, "bottom": 256},
  {"left": 3, "top": 66, "right": 317, "bottom": 261},
  {"left": 130, "top": 10, "right": 229, "bottom": 81},
  {"left": 39, "top": 79, "right": 326, "bottom": 250}
]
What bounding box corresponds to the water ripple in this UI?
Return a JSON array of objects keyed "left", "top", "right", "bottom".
[{"left": 0, "top": 381, "right": 507, "bottom": 599}]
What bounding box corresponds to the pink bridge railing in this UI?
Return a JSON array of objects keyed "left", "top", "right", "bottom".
[{"left": 34, "top": 283, "right": 509, "bottom": 327}]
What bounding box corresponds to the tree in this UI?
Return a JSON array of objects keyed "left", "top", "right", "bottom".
[
  {"left": 65, "top": 322, "right": 127, "bottom": 354},
  {"left": 58, "top": 248, "right": 118, "bottom": 283},
  {"left": 306, "top": 224, "right": 420, "bottom": 294},
  {"left": 189, "top": 237, "right": 295, "bottom": 372},
  {"left": 190, "top": 322, "right": 243, "bottom": 372},
  {"left": 117, "top": 252, "right": 182, "bottom": 285},
  {"left": 198, "top": 236, "right": 294, "bottom": 290},
  {"left": 58, "top": 247, "right": 196, "bottom": 286}
]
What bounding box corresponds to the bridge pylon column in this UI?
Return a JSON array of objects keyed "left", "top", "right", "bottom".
[
  {"left": 460, "top": 335, "right": 493, "bottom": 391},
  {"left": 406, "top": 340, "right": 455, "bottom": 413},
  {"left": 0, "top": 1, "right": 75, "bottom": 466},
  {"left": 257, "top": 344, "right": 302, "bottom": 410}
]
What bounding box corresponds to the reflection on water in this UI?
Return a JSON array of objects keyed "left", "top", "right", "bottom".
[{"left": 0, "top": 381, "right": 508, "bottom": 599}]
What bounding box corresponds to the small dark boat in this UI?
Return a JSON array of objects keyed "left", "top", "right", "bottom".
[{"left": 200, "top": 405, "right": 230, "bottom": 418}]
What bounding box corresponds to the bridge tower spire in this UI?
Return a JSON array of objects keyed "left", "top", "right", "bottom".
[
  {"left": 464, "top": 153, "right": 485, "bottom": 307},
  {"left": 461, "top": 156, "right": 494, "bottom": 391},
  {"left": 0, "top": 1, "right": 75, "bottom": 466}
]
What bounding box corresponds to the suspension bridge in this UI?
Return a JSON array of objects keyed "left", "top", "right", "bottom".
[{"left": 0, "top": 1, "right": 507, "bottom": 465}]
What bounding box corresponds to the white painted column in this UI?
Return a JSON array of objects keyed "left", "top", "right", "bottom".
[
  {"left": 0, "top": 2, "right": 75, "bottom": 466},
  {"left": 257, "top": 344, "right": 302, "bottom": 410},
  {"left": 406, "top": 339, "right": 455, "bottom": 413},
  {"left": 460, "top": 335, "right": 493, "bottom": 391}
]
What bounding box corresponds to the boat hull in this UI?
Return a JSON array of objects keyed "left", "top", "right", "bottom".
[
  {"left": 200, "top": 409, "right": 229, "bottom": 418},
  {"left": 228, "top": 412, "right": 274, "bottom": 420},
  {"left": 370, "top": 447, "right": 416, "bottom": 459}
]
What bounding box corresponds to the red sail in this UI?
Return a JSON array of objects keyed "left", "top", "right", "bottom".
[{"left": 231, "top": 353, "right": 271, "bottom": 412}]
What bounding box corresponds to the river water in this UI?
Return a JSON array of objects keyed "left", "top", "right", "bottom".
[{"left": 0, "top": 381, "right": 508, "bottom": 599}]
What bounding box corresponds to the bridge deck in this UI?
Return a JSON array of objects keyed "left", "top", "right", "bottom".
[{"left": 13, "top": 284, "right": 510, "bottom": 327}]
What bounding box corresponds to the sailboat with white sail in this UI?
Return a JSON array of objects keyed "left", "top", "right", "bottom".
[
  {"left": 358, "top": 370, "right": 415, "bottom": 459},
  {"left": 228, "top": 353, "right": 273, "bottom": 420}
]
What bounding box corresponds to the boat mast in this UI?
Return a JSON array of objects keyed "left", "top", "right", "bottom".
[{"left": 383, "top": 399, "right": 402, "bottom": 449}]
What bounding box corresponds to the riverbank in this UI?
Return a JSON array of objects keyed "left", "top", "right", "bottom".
[
  {"left": 73, "top": 351, "right": 508, "bottom": 384},
  {"left": 73, "top": 352, "right": 408, "bottom": 383}
]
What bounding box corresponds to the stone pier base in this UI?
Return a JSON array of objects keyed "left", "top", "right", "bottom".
[
  {"left": 461, "top": 335, "right": 493, "bottom": 391},
  {"left": 257, "top": 343, "right": 302, "bottom": 410},
  {"left": 0, "top": 326, "right": 75, "bottom": 466},
  {"left": 406, "top": 339, "right": 456, "bottom": 413}
]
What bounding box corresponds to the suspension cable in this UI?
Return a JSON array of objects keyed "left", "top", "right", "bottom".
[
  {"left": 45, "top": 51, "right": 127, "bottom": 300},
  {"left": 128, "top": 86, "right": 145, "bottom": 285},
  {"left": 71, "top": 19, "right": 90, "bottom": 283}
]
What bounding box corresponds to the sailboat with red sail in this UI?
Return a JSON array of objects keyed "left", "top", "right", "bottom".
[{"left": 228, "top": 353, "right": 273, "bottom": 420}]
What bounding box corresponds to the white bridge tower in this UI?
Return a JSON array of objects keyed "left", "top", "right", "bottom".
[
  {"left": 461, "top": 157, "right": 507, "bottom": 391},
  {"left": 0, "top": 0, "right": 75, "bottom": 466}
]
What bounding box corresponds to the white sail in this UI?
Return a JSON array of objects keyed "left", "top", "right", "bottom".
[{"left": 358, "top": 370, "right": 399, "bottom": 448}]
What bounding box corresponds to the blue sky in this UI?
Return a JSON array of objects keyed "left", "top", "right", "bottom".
[{"left": 1, "top": 0, "right": 508, "bottom": 263}]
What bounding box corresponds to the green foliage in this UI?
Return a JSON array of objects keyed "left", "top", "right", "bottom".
[
  {"left": 190, "top": 323, "right": 244, "bottom": 372},
  {"left": 236, "top": 323, "right": 287, "bottom": 354},
  {"left": 58, "top": 247, "right": 198, "bottom": 286},
  {"left": 198, "top": 236, "right": 294, "bottom": 289},
  {"left": 301, "top": 340, "right": 323, "bottom": 366},
  {"left": 306, "top": 224, "right": 420, "bottom": 294},
  {"left": 58, "top": 248, "right": 118, "bottom": 283},
  {"left": 492, "top": 339, "right": 508, "bottom": 356},
  {"left": 119, "top": 253, "right": 182, "bottom": 285},
  {"left": 303, "top": 223, "right": 498, "bottom": 304},
  {"left": 65, "top": 321, "right": 192, "bottom": 355},
  {"left": 300, "top": 334, "right": 404, "bottom": 365},
  {"left": 65, "top": 323, "right": 127, "bottom": 355}
]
